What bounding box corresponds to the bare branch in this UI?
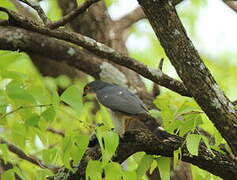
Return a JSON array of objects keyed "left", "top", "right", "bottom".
[
  {"left": 114, "top": 7, "right": 145, "bottom": 34},
  {"left": 0, "top": 7, "right": 190, "bottom": 97},
  {"left": 159, "top": 58, "right": 164, "bottom": 70},
  {"left": 48, "top": 0, "right": 100, "bottom": 29},
  {"left": 47, "top": 127, "right": 65, "bottom": 137},
  {"left": 17, "top": 0, "right": 50, "bottom": 24},
  {"left": 0, "top": 104, "right": 52, "bottom": 119},
  {"left": 0, "top": 138, "right": 59, "bottom": 172},
  {"left": 223, "top": 0, "right": 237, "bottom": 12}
]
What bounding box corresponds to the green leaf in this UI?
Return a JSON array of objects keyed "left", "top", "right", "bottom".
[
  {"left": 61, "top": 136, "right": 73, "bottom": 170},
  {"left": 0, "top": 51, "right": 21, "bottom": 68},
  {"left": 156, "top": 156, "right": 170, "bottom": 180},
  {"left": 42, "top": 148, "right": 58, "bottom": 165},
  {"left": 0, "top": 144, "right": 9, "bottom": 163},
  {"left": 6, "top": 81, "right": 36, "bottom": 104},
  {"left": 136, "top": 154, "right": 153, "bottom": 178},
  {"left": 86, "top": 160, "right": 102, "bottom": 180},
  {"left": 0, "top": 90, "right": 8, "bottom": 124},
  {"left": 104, "top": 162, "right": 122, "bottom": 180},
  {"left": 122, "top": 170, "right": 137, "bottom": 180},
  {"left": 55, "top": 75, "right": 71, "bottom": 89},
  {"left": 25, "top": 113, "right": 40, "bottom": 127},
  {"left": 71, "top": 135, "right": 89, "bottom": 165},
  {"left": 179, "top": 114, "right": 202, "bottom": 136},
  {"left": 173, "top": 148, "right": 181, "bottom": 168},
  {"left": 186, "top": 134, "right": 201, "bottom": 156},
  {"left": 60, "top": 85, "right": 82, "bottom": 112},
  {"left": 97, "top": 131, "right": 119, "bottom": 167},
  {"left": 52, "top": 89, "right": 60, "bottom": 107},
  {"left": 12, "top": 122, "right": 26, "bottom": 148},
  {"left": 1, "top": 71, "right": 27, "bottom": 81},
  {"left": 41, "top": 106, "right": 56, "bottom": 123},
  {"left": 1, "top": 169, "right": 15, "bottom": 180}
]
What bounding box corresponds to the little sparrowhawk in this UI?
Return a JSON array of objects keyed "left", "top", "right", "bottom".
[{"left": 83, "top": 80, "right": 167, "bottom": 138}]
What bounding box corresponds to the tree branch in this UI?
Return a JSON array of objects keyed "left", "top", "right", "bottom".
[
  {"left": 113, "top": 0, "right": 184, "bottom": 35},
  {"left": 17, "top": 0, "right": 50, "bottom": 24},
  {"left": 0, "top": 7, "right": 190, "bottom": 97},
  {"left": 137, "top": 0, "right": 237, "bottom": 155},
  {"left": 47, "top": 127, "right": 65, "bottom": 137},
  {"left": 114, "top": 7, "right": 145, "bottom": 34},
  {"left": 0, "top": 138, "right": 59, "bottom": 172},
  {"left": 223, "top": 0, "right": 237, "bottom": 12},
  {"left": 56, "top": 129, "right": 237, "bottom": 180},
  {"left": 48, "top": 0, "right": 100, "bottom": 29}
]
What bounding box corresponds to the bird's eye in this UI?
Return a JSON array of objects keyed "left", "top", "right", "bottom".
[{"left": 85, "top": 86, "right": 90, "bottom": 91}]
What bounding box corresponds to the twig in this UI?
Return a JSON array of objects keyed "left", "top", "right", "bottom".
[
  {"left": 0, "top": 104, "right": 52, "bottom": 119},
  {"left": 223, "top": 0, "right": 237, "bottom": 12},
  {"left": 17, "top": 0, "right": 50, "bottom": 24},
  {"left": 0, "top": 7, "right": 190, "bottom": 97},
  {"left": 0, "top": 138, "right": 59, "bottom": 172},
  {"left": 232, "top": 100, "right": 237, "bottom": 106},
  {"left": 47, "top": 127, "right": 65, "bottom": 137},
  {"left": 152, "top": 58, "right": 164, "bottom": 97},
  {"left": 48, "top": 0, "right": 100, "bottom": 29},
  {"left": 159, "top": 58, "right": 164, "bottom": 70},
  {"left": 114, "top": 7, "right": 145, "bottom": 34}
]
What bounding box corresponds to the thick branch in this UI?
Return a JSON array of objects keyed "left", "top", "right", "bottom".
[
  {"left": 0, "top": 26, "right": 101, "bottom": 78},
  {"left": 137, "top": 0, "right": 237, "bottom": 155},
  {"left": 0, "top": 7, "right": 190, "bottom": 97},
  {"left": 0, "top": 138, "right": 58, "bottom": 172},
  {"left": 60, "top": 130, "right": 237, "bottom": 180},
  {"left": 48, "top": 0, "right": 100, "bottom": 29}
]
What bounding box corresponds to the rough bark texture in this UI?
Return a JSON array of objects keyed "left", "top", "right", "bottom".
[{"left": 138, "top": 0, "right": 237, "bottom": 155}]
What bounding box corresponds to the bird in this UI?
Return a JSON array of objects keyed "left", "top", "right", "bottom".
[{"left": 83, "top": 80, "right": 168, "bottom": 138}]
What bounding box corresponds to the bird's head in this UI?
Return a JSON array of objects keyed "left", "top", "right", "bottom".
[{"left": 83, "top": 80, "right": 111, "bottom": 97}]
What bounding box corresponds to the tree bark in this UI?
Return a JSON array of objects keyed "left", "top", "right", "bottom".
[{"left": 138, "top": 0, "right": 237, "bottom": 156}]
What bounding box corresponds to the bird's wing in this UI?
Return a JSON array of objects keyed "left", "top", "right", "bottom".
[{"left": 96, "top": 86, "right": 148, "bottom": 115}]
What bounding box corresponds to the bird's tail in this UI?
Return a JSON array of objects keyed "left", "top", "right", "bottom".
[{"left": 137, "top": 113, "right": 173, "bottom": 140}]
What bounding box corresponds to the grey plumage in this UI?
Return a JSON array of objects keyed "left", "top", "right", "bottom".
[
  {"left": 83, "top": 80, "right": 150, "bottom": 136},
  {"left": 96, "top": 85, "right": 148, "bottom": 115},
  {"left": 84, "top": 80, "right": 148, "bottom": 115}
]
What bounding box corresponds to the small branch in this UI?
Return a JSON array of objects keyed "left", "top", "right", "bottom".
[
  {"left": 114, "top": 7, "right": 145, "bottom": 34},
  {"left": 17, "top": 0, "right": 50, "bottom": 24},
  {"left": 159, "top": 58, "right": 164, "bottom": 70},
  {"left": 223, "top": 0, "right": 237, "bottom": 12},
  {"left": 47, "top": 127, "right": 65, "bottom": 137},
  {"left": 232, "top": 100, "right": 237, "bottom": 106},
  {"left": 152, "top": 58, "right": 164, "bottom": 97},
  {"left": 48, "top": 0, "right": 100, "bottom": 29},
  {"left": 0, "top": 104, "right": 52, "bottom": 119},
  {"left": 0, "top": 7, "right": 190, "bottom": 97},
  {"left": 0, "top": 138, "right": 59, "bottom": 172}
]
